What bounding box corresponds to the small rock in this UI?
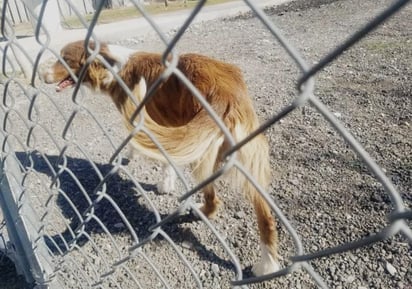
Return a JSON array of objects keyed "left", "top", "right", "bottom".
[
  {"left": 329, "top": 265, "right": 336, "bottom": 275},
  {"left": 211, "top": 264, "right": 220, "bottom": 275},
  {"left": 234, "top": 211, "right": 246, "bottom": 219},
  {"left": 181, "top": 241, "right": 193, "bottom": 250},
  {"left": 311, "top": 245, "right": 318, "bottom": 251},
  {"left": 219, "top": 232, "right": 227, "bottom": 240},
  {"left": 289, "top": 178, "right": 299, "bottom": 186},
  {"left": 114, "top": 222, "right": 125, "bottom": 229},
  {"left": 346, "top": 275, "right": 356, "bottom": 283},
  {"left": 212, "top": 277, "right": 221, "bottom": 288},
  {"left": 385, "top": 261, "right": 397, "bottom": 276},
  {"left": 198, "top": 269, "right": 207, "bottom": 279}
]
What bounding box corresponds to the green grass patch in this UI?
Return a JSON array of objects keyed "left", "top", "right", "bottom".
[
  {"left": 362, "top": 37, "right": 411, "bottom": 54},
  {"left": 63, "top": 0, "right": 234, "bottom": 28}
]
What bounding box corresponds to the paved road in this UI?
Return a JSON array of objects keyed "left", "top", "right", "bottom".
[
  {"left": 92, "top": 0, "right": 292, "bottom": 42},
  {"left": 0, "top": 0, "right": 292, "bottom": 77}
]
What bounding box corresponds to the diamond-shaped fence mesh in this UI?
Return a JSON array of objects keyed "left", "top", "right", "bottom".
[{"left": 0, "top": 0, "right": 411, "bottom": 288}]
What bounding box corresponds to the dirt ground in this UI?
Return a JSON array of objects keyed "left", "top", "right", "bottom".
[{"left": 0, "top": 0, "right": 411, "bottom": 288}]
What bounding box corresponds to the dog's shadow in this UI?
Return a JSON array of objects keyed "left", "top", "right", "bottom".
[{"left": 15, "top": 151, "right": 236, "bottom": 272}]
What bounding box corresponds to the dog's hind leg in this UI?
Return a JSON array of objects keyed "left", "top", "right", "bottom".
[
  {"left": 157, "top": 164, "right": 177, "bottom": 194},
  {"left": 192, "top": 136, "right": 224, "bottom": 218},
  {"left": 198, "top": 184, "right": 221, "bottom": 218},
  {"left": 233, "top": 128, "right": 280, "bottom": 276},
  {"left": 251, "top": 192, "right": 280, "bottom": 276}
]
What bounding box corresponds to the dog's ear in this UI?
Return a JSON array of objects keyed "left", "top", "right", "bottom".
[
  {"left": 89, "top": 41, "right": 124, "bottom": 87},
  {"left": 81, "top": 41, "right": 119, "bottom": 68},
  {"left": 130, "top": 77, "right": 147, "bottom": 102},
  {"left": 133, "top": 77, "right": 147, "bottom": 101},
  {"left": 138, "top": 77, "right": 147, "bottom": 99},
  {"left": 98, "top": 45, "right": 119, "bottom": 67}
]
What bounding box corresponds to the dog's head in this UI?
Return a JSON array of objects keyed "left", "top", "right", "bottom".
[{"left": 42, "top": 40, "right": 119, "bottom": 92}]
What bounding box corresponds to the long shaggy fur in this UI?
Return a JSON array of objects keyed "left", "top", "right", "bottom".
[{"left": 42, "top": 40, "right": 280, "bottom": 275}]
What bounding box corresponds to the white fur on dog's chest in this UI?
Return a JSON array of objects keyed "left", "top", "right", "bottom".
[
  {"left": 107, "top": 45, "right": 136, "bottom": 68},
  {"left": 101, "top": 45, "right": 136, "bottom": 86}
]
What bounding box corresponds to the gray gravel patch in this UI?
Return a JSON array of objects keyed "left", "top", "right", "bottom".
[{"left": 1, "top": 0, "right": 411, "bottom": 288}]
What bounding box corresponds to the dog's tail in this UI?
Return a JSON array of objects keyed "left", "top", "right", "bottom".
[
  {"left": 121, "top": 79, "right": 224, "bottom": 166},
  {"left": 228, "top": 118, "right": 279, "bottom": 272},
  {"left": 126, "top": 78, "right": 279, "bottom": 271},
  {"left": 235, "top": 122, "right": 277, "bottom": 242}
]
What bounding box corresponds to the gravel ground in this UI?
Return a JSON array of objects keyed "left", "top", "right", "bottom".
[{"left": 0, "top": 0, "right": 411, "bottom": 288}]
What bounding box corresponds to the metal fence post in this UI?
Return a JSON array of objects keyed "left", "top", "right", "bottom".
[{"left": 0, "top": 136, "right": 57, "bottom": 288}]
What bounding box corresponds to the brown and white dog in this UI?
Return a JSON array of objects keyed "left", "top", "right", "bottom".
[{"left": 42, "top": 40, "right": 280, "bottom": 276}]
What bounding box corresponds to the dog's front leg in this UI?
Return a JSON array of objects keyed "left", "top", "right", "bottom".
[{"left": 157, "top": 164, "right": 177, "bottom": 194}]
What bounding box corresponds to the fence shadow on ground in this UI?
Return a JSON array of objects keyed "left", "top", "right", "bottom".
[{"left": 14, "top": 151, "right": 236, "bottom": 272}]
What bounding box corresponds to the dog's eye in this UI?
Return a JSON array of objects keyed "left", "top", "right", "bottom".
[{"left": 61, "top": 58, "right": 73, "bottom": 66}]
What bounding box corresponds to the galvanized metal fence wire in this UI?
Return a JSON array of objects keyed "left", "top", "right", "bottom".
[{"left": 0, "top": 0, "right": 411, "bottom": 288}]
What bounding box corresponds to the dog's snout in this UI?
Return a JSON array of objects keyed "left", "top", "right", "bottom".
[
  {"left": 42, "top": 69, "right": 56, "bottom": 84},
  {"left": 38, "top": 59, "right": 57, "bottom": 84}
]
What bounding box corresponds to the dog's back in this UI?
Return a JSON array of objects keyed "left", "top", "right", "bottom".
[
  {"left": 115, "top": 52, "right": 255, "bottom": 129},
  {"left": 42, "top": 41, "right": 280, "bottom": 275}
]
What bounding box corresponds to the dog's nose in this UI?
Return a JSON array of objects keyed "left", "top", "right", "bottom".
[
  {"left": 38, "top": 58, "right": 57, "bottom": 83},
  {"left": 38, "top": 66, "right": 57, "bottom": 84},
  {"left": 42, "top": 71, "right": 56, "bottom": 84}
]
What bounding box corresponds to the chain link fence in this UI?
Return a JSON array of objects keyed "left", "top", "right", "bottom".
[{"left": 0, "top": 0, "right": 411, "bottom": 288}]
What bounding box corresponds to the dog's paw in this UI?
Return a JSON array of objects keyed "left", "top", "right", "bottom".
[
  {"left": 188, "top": 203, "right": 204, "bottom": 219},
  {"left": 252, "top": 258, "right": 280, "bottom": 276},
  {"left": 156, "top": 165, "right": 177, "bottom": 194},
  {"left": 156, "top": 178, "right": 175, "bottom": 195},
  {"left": 190, "top": 202, "right": 220, "bottom": 219},
  {"left": 125, "top": 144, "right": 138, "bottom": 160},
  {"left": 252, "top": 246, "right": 280, "bottom": 276}
]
